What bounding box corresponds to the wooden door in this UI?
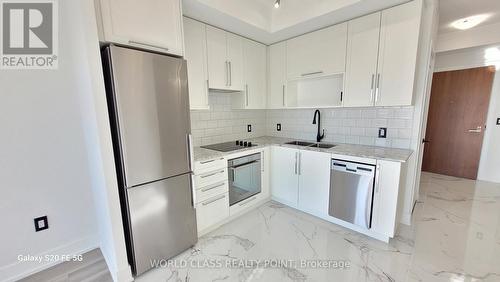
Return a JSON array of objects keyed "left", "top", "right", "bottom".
[{"left": 422, "top": 66, "right": 495, "bottom": 179}]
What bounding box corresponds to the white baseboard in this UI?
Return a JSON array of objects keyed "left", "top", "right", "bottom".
[{"left": 0, "top": 235, "right": 99, "bottom": 282}]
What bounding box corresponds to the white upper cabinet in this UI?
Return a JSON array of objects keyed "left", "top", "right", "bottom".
[
  {"left": 206, "top": 26, "right": 244, "bottom": 92},
  {"left": 375, "top": 0, "right": 421, "bottom": 106},
  {"left": 286, "top": 23, "right": 348, "bottom": 80},
  {"left": 344, "top": 12, "right": 381, "bottom": 107},
  {"left": 183, "top": 17, "right": 209, "bottom": 110},
  {"left": 344, "top": 0, "right": 421, "bottom": 107},
  {"left": 242, "top": 39, "right": 267, "bottom": 109},
  {"left": 226, "top": 33, "right": 245, "bottom": 91},
  {"left": 267, "top": 42, "right": 287, "bottom": 109},
  {"left": 97, "top": 0, "right": 184, "bottom": 56}
]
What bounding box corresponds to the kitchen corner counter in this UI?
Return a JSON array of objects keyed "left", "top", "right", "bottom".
[{"left": 193, "top": 136, "right": 413, "bottom": 163}]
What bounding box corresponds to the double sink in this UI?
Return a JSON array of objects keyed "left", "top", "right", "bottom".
[{"left": 284, "top": 141, "right": 336, "bottom": 149}]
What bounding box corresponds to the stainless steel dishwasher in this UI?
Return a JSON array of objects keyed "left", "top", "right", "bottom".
[{"left": 329, "top": 159, "right": 376, "bottom": 229}]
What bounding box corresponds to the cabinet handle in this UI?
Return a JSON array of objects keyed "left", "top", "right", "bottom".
[
  {"left": 282, "top": 85, "right": 286, "bottom": 107},
  {"left": 200, "top": 159, "right": 215, "bottom": 164},
  {"left": 201, "top": 182, "right": 226, "bottom": 192},
  {"left": 245, "top": 84, "right": 249, "bottom": 106},
  {"left": 128, "top": 40, "right": 169, "bottom": 51},
  {"left": 370, "top": 74, "right": 375, "bottom": 103},
  {"left": 239, "top": 196, "right": 257, "bottom": 206},
  {"left": 229, "top": 61, "right": 232, "bottom": 86},
  {"left": 375, "top": 164, "right": 380, "bottom": 193},
  {"left": 225, "top": 61, "right": 229, "bottom": 86},
  {"left": 298, "top": 152, "right": 302, "bottom": 175},
  {"left": 375, "top": 74, "right": 381, "bottom": 103},
  {"left": 294, "top": 152, "right": 298, "bottom": 175},
  {"left": 200, "top": 170, "right": 225, "bottom": 178},
  {"left": 202, "top": 195, "right": 226, "bottom": 206},
  {"left": 301, "top": 71, "right": 323, "bottom": 76}
]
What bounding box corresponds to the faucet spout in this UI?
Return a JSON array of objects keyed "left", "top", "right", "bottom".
[{"left": 312, "top": 110, "right": 325, "bottom": 142}]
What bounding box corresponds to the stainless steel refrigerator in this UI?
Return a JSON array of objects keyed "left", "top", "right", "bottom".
[{"left": 102, "top": 45, "right": 197, "bottom": 276}]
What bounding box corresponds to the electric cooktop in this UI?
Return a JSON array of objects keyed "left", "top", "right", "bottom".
[{"left": 201, "top": 141, "right": 257, "bottom": 152}]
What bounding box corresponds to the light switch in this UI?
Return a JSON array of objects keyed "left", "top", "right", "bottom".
[
  {"left": 277, "top": 124, "right": 281, "bottom": 131},
  {"left": 247, "top": 125, "right": 252, "bottom": 132}
]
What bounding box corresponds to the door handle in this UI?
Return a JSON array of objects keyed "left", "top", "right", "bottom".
[
  {"left": 375, "top": 74, "right": 380, "bottom": 103},
  {"left": 468, "top": 126, "right": 482, "bottom": 133},
  {"left": 422, "top": 139, "right": 430, "bottom": 144}
]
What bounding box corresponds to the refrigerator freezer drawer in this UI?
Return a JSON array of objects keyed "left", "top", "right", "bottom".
[{"left": 127, "top": 173, "right": 197, "bottom": 275}]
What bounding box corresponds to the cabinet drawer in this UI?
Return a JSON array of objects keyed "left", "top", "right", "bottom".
[
  {"left": 196, "top": 193, "right": 229, "bottom": 232},
  {"left": 195, "top": 168, "right": 227, "bottom": 187},
  {"left": 194, "top": 158, "right": 226, "bottom": 174},
  {"left": 229, "top": 193, "right": 261, "bottom": 216},
  {"left": 196, "top": 181, "right": 228, "bottom": 203}
]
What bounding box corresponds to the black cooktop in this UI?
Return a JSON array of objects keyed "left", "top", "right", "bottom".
[{"left": 201, "top": 141, "right": 257, "bottom": 152}]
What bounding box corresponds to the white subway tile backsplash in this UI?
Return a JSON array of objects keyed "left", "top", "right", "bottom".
[{"left": 191, "top": 95, "right": 415, "bottom": 149}]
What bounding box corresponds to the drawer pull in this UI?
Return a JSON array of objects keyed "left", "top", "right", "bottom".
[
  {"left": 201, "top": 182, "right": 226, "bottom": 192},
  {"left": 301, "top": 71, "right": 323, "bottom": 76},
  {"left": 239, "top": 196, "right": 257, "bottom": 206},
  {"left": 202, "top": 195, "right": 226, "bottom": 206},
  {"left": 200, "top": 170, "right": 225, "bottom": 178},
  {"left": 199, "top": 159, "right": 215, "bottom": 164}
]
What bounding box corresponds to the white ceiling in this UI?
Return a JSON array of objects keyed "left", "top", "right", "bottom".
[
  {"left": 183, "top": 0, "right": 411, "bottom": 44},
  {"left": 438, "top": 0, "right": 500, "bottom": 34}
]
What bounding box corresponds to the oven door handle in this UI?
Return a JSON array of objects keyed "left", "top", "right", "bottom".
[{"left": 229, "top": 160, "right": 260, "bottom": 171}]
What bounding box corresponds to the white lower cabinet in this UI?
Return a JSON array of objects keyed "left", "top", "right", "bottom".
[
  {"left": 196, "top": 193, "right": 229, "bottom": 232},
  {"left": 271, "top": 146, "right": 331, "bottom": 213},
  {"left": 371, "top": 160, "right": 405, "bottom": 237},
  {"left": 297, "top": 150, "right": 331, "bottom": 217},
  {"left": 270, "top": 146, "right": 299, "bottom": 207}
]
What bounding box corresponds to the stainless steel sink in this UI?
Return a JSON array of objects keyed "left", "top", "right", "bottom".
[
  {"left": 284, "top": 141, "right": 315, "bottom": 146},
  {"left": 309, "top": 143, "right": 336, "bottom": 149}
]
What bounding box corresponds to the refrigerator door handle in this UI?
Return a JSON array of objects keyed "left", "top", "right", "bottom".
[
  {"left": 189, "top": 173, "right": 196, "bottom": 207},
  {"left": 187, "top": 134, "right": 194, "bottom": 172}
]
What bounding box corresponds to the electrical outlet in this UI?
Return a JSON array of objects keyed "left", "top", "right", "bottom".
[
  {"left": 34, "top": 216, "right": 48, "bottom": 232},
  {"left": 247, "top": 125, "right": 252, "bottom": 132},
  {"left": 277, "top": 123, "right": 281, "bottom": 131},
  {"left": 497, "top": 118, "right": 500, "bottom": 125},
  {"left": 378, "top": 128, "right": 387, "bottom": 138}
]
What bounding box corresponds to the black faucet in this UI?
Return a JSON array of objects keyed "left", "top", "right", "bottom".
[{"left": 312, "top": 109, "right": 325, "bottom": 142}]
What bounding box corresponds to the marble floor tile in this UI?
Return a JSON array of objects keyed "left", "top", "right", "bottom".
[{"left": 137, "top": 172, "right": 500, "bottom": 282}]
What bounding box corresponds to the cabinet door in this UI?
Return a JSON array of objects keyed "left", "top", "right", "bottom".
[
  {"left": 226, "top": 33, "right": 245, "bottom": 91},
  {"left": 270, "top": 146, "right": 299, "bottom": 208},
  {"left": 344, "top": 12, "right": 381, "bottom": 107},
  {"left": 196, "top": 193, "right": 229, "bottom": 232},
  {"left": 286, "top": 23, "right": 347, "bottom": 79},
  {"left": 206, "top": 26, "right": 228, "bottom": 90},
  {"left": 267, "top": 42, "right": 287, "bottom": 108},
  {"left": 297, "top": 150, "right": 331, "bottom": 217},
  {"left": 243, "top": 39, "right": 267, "bottom": 109},
  {"left": 371, "top": 160, "right": 402, "bottom": 237},
  {"left": 376, "top": 0, "right": 421, "bottom": 106},
  {"left": 183, "top": 18, "right": 209, "bottom": 110},
  {"left": 99, "top": 0, "right": 184, "bottom": 56}
]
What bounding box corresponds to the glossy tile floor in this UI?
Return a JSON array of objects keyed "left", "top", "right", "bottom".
[{"left": 136, "top": 172, "right": 500, "bottom": 282}]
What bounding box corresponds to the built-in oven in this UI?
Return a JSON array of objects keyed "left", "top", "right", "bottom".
[{"left": 228, "top": 153, "right": 261, "bottom": 206}]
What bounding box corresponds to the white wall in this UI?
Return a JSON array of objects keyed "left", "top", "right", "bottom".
[
  {"left": 0, "top": 1, "right": 100, "bottom": 280},
  {"left": 0, "top": 1, "right": 132, "bottom": 281},
  {"left": 434, "top": 45, "right": 500, "bottom": 183},
  {"left": 436, "top": 22, "right": 500, "bottom": 53}
]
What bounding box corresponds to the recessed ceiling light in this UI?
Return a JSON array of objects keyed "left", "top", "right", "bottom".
[
  {"left": 451, "top": 14, "right": 490, "bottom": 30},
  {"left": 274, "top": 0, "right": 280, "bottom": 8}
]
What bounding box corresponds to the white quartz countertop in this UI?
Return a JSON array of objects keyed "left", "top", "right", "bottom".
[{"left": 193, "top": 136, "right": 413, "bottom": 163}]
